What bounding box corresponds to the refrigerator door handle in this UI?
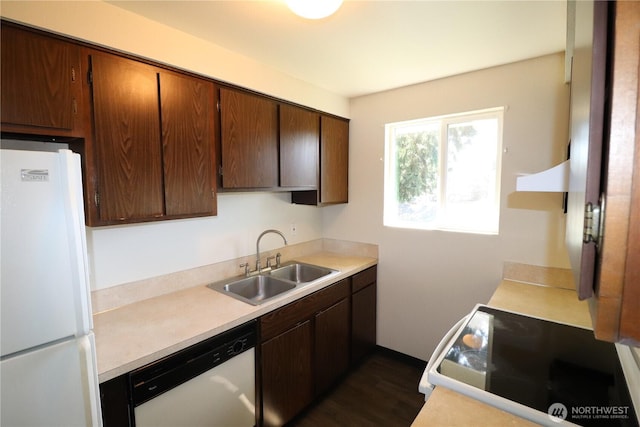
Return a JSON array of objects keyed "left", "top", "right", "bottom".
[
  {"left": 79, "top": 333, "right": 103, "bottom": 427},
  {"left": 58, "top": 149, "right": 93, "bottom": 334},
  {"left": 418, "top": 314, "right": 469, "bottom": 399}
]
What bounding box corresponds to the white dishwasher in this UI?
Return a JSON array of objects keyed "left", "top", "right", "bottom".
[{"left": 130, "top": 321, "right": 256, "bottom": 427}]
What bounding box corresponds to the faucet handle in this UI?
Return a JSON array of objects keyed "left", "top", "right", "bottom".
[
  {"left": 239, "top": 262, "right": 250, "bottom": 276},
  {"left": 276, "top": 252, "right": 282, "bottom": 268},
  {"left": 266, "top": 255, "right": 276, "bottom": 269}
]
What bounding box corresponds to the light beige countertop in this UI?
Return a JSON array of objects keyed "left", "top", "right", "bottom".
[
  {"left": 411, "top": 266, "right": 592, "bottom": 426},
  {"left": 94, "top": 251, "right": 377, "bottom": 382},
  {"left": 488, "top": 279, "right": 591, "bottom": 329}
]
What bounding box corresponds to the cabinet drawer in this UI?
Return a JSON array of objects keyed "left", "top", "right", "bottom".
[
  {"left": 352, "top": 266, "right": 377, "bottom": 293},
  {"left": 260, "top": 279, "right": 349, "bottom": 341}
]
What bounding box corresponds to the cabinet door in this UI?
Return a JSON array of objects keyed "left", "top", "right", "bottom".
[
  {"left": 352, "top": 283, "right": 377, "bottom": 363},
  {"left": 159, "top": 72, "right": 216, "bottom": 216},
  {"left": 219, "top": 88, "right": 278, "bottom": 188},
  {"left": 90, "top": 52, "right": 164, "bottom": 222},
  {"left": 320, "top": 115, "right": 349, "bottom": 204},
  {"left": 1, "top": 24, "right": 81, "bottom": 136},
  {"left": 566, "top": 0, "right": 609, "bottom": 300},
  {"left": 589, "top": 1, "right": 640, "bottom": 343},
  {"left": 280, "top": 104, "right": 319, "bottom": 188},
  {"left": 261, "top": 321, "right": 313, "bottom": 427},
  {"left": 314, "top": 298, "right": 350, "bottom": 395}
]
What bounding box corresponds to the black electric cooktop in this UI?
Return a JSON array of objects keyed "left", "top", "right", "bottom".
[{"left": 432, "top": 306, "right": 638, "bottom": 426}]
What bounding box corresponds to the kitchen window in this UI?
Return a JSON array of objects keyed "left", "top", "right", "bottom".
[{"left": 383, "top": 107, "right": 503, "bottom": 234}]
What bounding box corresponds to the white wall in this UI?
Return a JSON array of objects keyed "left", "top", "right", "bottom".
[
  {"left": 87, "top": 193, "right": 323, "bottom": 290},
  {"left": 323, "top": 53, "right": 571, "bottom": 360}
]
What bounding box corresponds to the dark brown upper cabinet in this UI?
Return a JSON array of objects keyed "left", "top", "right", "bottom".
[
  {"left": 86, "top": 50, "right": 216, "bottom": 225},
  {"left": 565, "top": 0, "right": 608, "bottom": 301},
  {"left": 279, "top": 104, "right": 319, "bottom": 188},
  {"left": 566, "top": 1, "right": 640, "bottom": 344},
  {"left": 89, "top": 51, "right": 164, "bottom": 223},
  {"left": 159, "top": 71, "right": 217, "bottom": 217},
  {"left": 219, "top": 87, "right": 278, "bottom": 189},
  {"left": 291, "top": 115, "right": 349, "bottom": 205},
  {"left": 320, "top": 115, "right": 349, "bottom": 204},
  {"left": 1, "top": 23, "right": 83, "bottom": 138},
  {"left": 2, "top": 20, "right": 350, "bottom": 223}
]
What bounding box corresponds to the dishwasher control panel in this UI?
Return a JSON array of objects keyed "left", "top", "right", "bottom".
[
  {"left": 129, "top": 320, "right": 257, "bottom": 406},
  {"left": 228, "top": 336, "right": 250, "bottom": 356}
]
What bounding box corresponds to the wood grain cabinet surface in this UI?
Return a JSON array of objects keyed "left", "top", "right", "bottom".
[
  {"left": 159, "top": 71, "right": 217, "bottom": 217},
  {"left": 566, "top": 0, "right": 640, "bottom": 344},
  {"left": 1, "top": 24, "right": 83, "bottom": 138},
  {"left": 320, "top": 115, "right": 349, "bottom": 204},
  {"left": 291, "top": 114, "right": 349, "bottom": 205},
  {"left": 588, "top": 1, "right": 640, "bottom": 344},
  {"left": 219, "top": 87, "right": 278, "bottom": 189},
  {"left": 85, "top": 51, "right": 216, "bottom": 225},
  {"left": 260, "top": 321, "right": 313, "bottom": 427},
  {"left": 279, "top": 104, "right": 319, "bottom": 188},
  {"left": 1, "top": 20, "right": 349, "bottom": 226},
  {"left": 259, "top": 278, "right": 351, "bottom": 426},
  {"left": 88, "top": 52, "right": 165, "bottom": 223}
]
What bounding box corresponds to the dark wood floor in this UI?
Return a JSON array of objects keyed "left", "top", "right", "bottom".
[{"left": 288, "top": 347, "right": 427, "bottom": 427}]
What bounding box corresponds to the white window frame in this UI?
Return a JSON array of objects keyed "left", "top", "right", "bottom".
[{"left": 383, "top": 107, "right": 504, "bottom": 235}]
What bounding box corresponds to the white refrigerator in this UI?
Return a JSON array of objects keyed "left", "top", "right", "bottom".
[{"left": 0, "top": 147, "right": 102, "bottom": 426}]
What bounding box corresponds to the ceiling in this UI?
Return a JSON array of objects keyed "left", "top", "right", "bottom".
[{"left": 106, "top": 0, "right": 567, "bottom": 98}]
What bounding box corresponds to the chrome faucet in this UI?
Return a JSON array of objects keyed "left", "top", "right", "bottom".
[{"left": 256, "top": 229, "right": 287, "bottom": 273}]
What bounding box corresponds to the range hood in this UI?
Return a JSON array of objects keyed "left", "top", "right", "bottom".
[{"left": 516, "top": 160, "right": 569, "bottom": 192}]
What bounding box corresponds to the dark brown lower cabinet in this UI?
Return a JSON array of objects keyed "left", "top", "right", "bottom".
[
  {"left": 351, "top": 266, "right": 378, "bottom": 363},
  {"left": 99, "top": 374, "right": 131, "bottom": 427},
  {"left": 315, "top": 298, "right": 350, "bottom": 395},
  {"left": 261, "top": 321, "right": 313, "bottom": 427},
  {"left": 259, "top": 278, "right": 351, "bottom": 427}
]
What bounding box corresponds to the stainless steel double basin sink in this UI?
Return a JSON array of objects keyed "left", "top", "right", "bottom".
[{"left": 207, "top": 262, "right": 339, "bottom": 305}]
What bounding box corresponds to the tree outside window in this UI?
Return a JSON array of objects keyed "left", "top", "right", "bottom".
[{"left": 384, "top": 107, "right": 503, "bottom": 234}]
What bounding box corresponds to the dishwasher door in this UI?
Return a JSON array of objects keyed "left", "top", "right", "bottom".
[
  {"left": 130, "top": 321, "right": 256, "bottom": 427},
  {"left": 134, "top": 348, "right": 255, "bottom": 427}
]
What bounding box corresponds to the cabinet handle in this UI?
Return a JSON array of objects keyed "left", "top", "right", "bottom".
[{"left": 71, "top": 66, "right": 76, "bottom": 82}]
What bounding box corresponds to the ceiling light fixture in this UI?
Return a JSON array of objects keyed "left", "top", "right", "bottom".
[{"left": 286, "top": 0, "right": 343, "bottom": 19}]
